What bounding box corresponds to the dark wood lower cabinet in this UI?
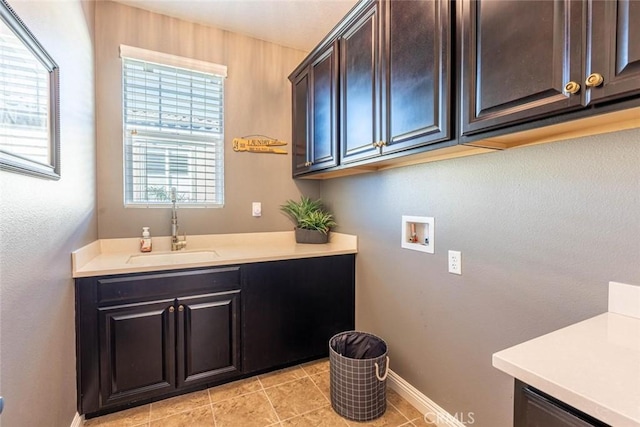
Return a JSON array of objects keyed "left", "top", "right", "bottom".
[
  {"left": 99, "top": 299, "right": 176, "bottom": 407},
  {"left": 76, "top": 255, "right": 355, "bottom": 418},
  {"left": 514, "top": 380, "right": 610, "bottom": 427},
  {"left": 242, "top": 255, "right": 355, "bottom": 373},
  {"left": 176, "top": 291, "right": 241, "bottom": 388}
]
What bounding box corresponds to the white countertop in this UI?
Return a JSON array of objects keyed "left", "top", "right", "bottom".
[
  {"left": 493, "top": 312, "right": 640, "bottom": 426},
  {"left": 72, "top": 231, "right": 357, "bottom": 278}
]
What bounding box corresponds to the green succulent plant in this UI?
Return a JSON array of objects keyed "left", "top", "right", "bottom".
[{"left": 280, "top": 196, "right": 336, "bottom": 234}]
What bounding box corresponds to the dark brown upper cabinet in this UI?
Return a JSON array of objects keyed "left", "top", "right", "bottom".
[
  {"left": 460, "top": 0, "right": 585, "bottom": 136},
  {"left": 340, "top": 1, "right": 382, "bottom": 164},
  {"left": 381, "top": 0, "right": 451, "bottom": 154},
  {"left": 291, "top": 42, "right": 340, "bottom": 176},
  {"left": 289, "top": 0, "right": 640, "bottom": 178},
  {"left": 292, "top": 72, "right": 310, "bottom": 176},
  {"left": 588, "top": 0, "right": 640, "bottom": 103},
  {"left": 339, "top": 0, "right": 452, "bottom": 164},
  {"left": 460, "top": 0, "right": 640, "bottom": 136}
]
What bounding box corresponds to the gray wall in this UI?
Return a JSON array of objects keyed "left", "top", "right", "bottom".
[
  {"left": 320, "top": 128, "right": 640, "bottom": 427},
  {"left": 95, "top": 1, "right": 319, "bottom": 239},
  {"left": 0, "top": 1, "right": 97, "bottom": 426}
]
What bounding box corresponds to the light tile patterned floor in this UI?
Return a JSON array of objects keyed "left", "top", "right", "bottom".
[{"left": 84, "top": 359, "right": 433, "bottom": 427}]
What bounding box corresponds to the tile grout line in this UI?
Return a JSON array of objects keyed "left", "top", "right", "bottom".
[
  {"left": 258, "top": 374, "right": 284, "bottom": 425},
  {"left": 207, "top": 388, "right": 218, "bottom": 427},
  {"left": 387, "top": 400, "right": 413, "bottom": 426}
]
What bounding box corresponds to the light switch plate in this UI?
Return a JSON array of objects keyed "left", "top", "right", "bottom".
[{"left": 252, "top": 202, "right": 262, "bottom": 217}]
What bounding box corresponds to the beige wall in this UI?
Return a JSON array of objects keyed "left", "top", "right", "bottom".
[
  {"left": 0, "top": 1, "right": 97, "bottom": 425},
  {"left": 321, "top": 128, "right": 640, "bottom": 426},
  {"left": 95, "top": 1, "right": 319, "bottom": 239}
]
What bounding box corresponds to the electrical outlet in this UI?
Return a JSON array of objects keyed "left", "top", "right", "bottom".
[{"left": 448, "top": 250, "right": 461, "bottom": 275}]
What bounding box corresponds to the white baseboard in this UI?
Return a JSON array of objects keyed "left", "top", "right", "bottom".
[
  {"left": 70, "top": 412, "right": 83, "bottom": 427},
  {"left": 387, "top": 369, "right": 466, "bottom": 427}
]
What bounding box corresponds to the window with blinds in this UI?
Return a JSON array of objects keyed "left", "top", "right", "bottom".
[{"left": 121, "top": 51, "right": 225, "bottom": 207}]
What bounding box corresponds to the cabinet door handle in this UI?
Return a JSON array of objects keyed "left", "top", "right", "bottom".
[
  {"left": 178, "top": 305, "right": 184, "bottom": 312},
  {"left": 585, "top": 73, "right": 604, "bottom": 88},
  {"left": 169, "top": 306, "right": 175, "bottom": 313},
  {"left": 564, "top": 81, "right": 580, "bottom": 94}
]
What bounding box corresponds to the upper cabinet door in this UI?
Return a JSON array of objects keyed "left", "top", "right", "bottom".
[
  {"left": 291, "top": 71, "right": 310, "bottom": 176},
  {"left": 460, "top": 0, "right": 585, "bottom": 136},
  {"left": 340, "top": 1, "right": 382, "bottom": 164},
  {"left": 381, "top": 0, "right": 451, "bottom": 153},
  {"left": 588, "top": 0, "right": 640, "bottom": 103},
  {"left": 309, "top": 42, "right": 339, "bottom": 170}
]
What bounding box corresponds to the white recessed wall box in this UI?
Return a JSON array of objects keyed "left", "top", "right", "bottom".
[{"left": 401, "top": 216, "right": 434, "bottom": 253}]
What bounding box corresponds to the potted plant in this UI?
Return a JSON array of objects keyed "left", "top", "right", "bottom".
[{"left": 280, "top": 196, "right": 337, "bottom": 244}]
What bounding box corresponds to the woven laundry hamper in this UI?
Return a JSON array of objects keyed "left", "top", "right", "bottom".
[{"left": 329, "top": 331, "right": 389, "bottom": 421}]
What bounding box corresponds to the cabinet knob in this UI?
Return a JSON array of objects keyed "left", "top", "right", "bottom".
[
  {"left": 169, "top": 306, "right": 175, "bottom": 313},
  {"left": 178, "top": 305, "right": 184, "bottom": 312},
  {"left": 372, "top": 142, "right": 378, "bottom": 148},
  {"left": 304, "top": 161, "right": 312, "bottom": 167},
  {"left": 563, "top": 81, "right": 580, "bottom": 95},
  {"left": 380, "top": 141, "right": 387, "bottom": 147},
  {"left": 585, "top": 73, "right": 604, "bottom": 88}
]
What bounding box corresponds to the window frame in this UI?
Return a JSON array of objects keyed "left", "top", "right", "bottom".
[{"left": 120, "top": 45, "right": 226, "bottom": 208}]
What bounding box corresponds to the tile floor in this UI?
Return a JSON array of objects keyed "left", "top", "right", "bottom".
[{"left": 84, "top": 358, "right": 434, "bottom": 427}]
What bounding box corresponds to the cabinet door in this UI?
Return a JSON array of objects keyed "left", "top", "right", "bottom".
[
  {"left": 340, "top": 1, "right": 382, "bottom": 164},
  {"left": 460, "top": 0, "right": 585, "bottom": 135},
  {"left": 242, "top": 255, "right": 355, "bottom": 374},
  {"left": 292, "top": 71, "right": 311, "bottom": 176},
  {"left": 309, "top": 42, "right": 339, "bottom": 171},
  {"left": 381, "top": 0, "right": 451, "bottom": 153},
  {"left": 99, "top": 299, "right": 175, "bottom": 407},
  {"left": 588, "top": 0, "right": 640, "bottom": 103},
  {"left": 176, "top": 290, "right": 241, "bottom": 388}
]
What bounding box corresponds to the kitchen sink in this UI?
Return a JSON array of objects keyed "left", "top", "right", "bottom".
[{"left": 127, "top": 250, "right": 219, "bottom": 265}]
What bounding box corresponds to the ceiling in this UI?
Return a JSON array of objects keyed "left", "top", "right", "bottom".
[{"left": 112, "top": 0, "right": 359, "bottom": 52}]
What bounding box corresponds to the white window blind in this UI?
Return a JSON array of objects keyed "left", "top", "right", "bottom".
[
  {"left": 0, "top": 26, "right": 50, "bottom": 165},
  {"left": 121, "top": 49, "right": 226, "bottom": 207}
]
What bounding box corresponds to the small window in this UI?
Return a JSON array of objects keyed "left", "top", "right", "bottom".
[{"left": 120, "top": 46, "right": 226, "bottom": 207}]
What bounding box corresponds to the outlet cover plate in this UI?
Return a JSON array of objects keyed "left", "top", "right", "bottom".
[{"left": 448, "top": 250, "right": 461, "bottom": 275}]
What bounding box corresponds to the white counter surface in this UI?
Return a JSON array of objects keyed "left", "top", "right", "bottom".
[
  {"left": 493, "top": 312, "right": 640, "bottom": 427},
  {"left": 72, "top": 231, "right": 357, "bottom": 278}
]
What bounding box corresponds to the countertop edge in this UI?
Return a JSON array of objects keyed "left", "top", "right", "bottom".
[
  {"left": 72, "top": 231, "right": 358, "bottom": 278},
  {"left": 492, "top": 313, "right": 640, "bottom": 427}
]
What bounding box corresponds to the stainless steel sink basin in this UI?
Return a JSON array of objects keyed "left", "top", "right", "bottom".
[{"left": 127, "top": 250, "right": 219, "bottom": 265}]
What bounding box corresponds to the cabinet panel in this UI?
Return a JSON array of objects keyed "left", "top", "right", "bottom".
[
  {"left": 461, "top": 0, "right": 584, "bottom": 135},
  {"left": 99, "top": 299, "right": 175, "bottom": 407},
  {"left": 588, "top": 0, "right": 640, "bottom": 102},
  {"left": 310, "top": 43, "right": 339, "bottom": 170},
  {"left": 176, "top": 291, "right": 241, "bottom": 388},
  {"left": 242, "top": 255, "right": 355, "bottom": 374},
  {"left": 340, "top": 2, "right": 381, "bottom": 164},
  {"left": 383, "top": 0, "right": 450, "bottom": 153},
  {"left": 292, "top": 72, "right": 310, "bottom": 175}
]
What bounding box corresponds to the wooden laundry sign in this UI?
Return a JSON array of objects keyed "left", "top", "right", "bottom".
[{"left": 232, "top": 137, "right": 288, "bottom": 154}]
